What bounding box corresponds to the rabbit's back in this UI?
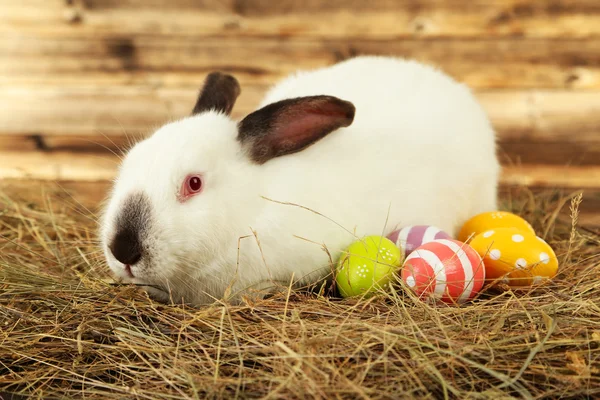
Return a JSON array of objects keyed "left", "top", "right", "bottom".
[
  {"left": 261, "top": 56, "right": 496, "bottom": 159},
  {"left": 260, "top": 56, "right": 499, "bottom": 230}
]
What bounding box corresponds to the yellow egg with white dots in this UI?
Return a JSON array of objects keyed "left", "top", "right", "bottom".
[
  {"left": 458, "top": 211, "right": 535, "bottom": 242},
  {"left": 469, "top": 227, "right": 558, "bottom": 287}
]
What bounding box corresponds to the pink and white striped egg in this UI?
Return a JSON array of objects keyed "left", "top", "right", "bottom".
[
  {"left": 387, "top": 225, "right": 451, "bottom": 258},
  {"left": 401, "top": 239, "right": 486, "bottom": 304}
]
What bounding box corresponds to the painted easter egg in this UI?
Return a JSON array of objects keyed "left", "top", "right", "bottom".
[
  {"left": 401, "top": 239, "right": 486, "bottom": 304},
  {"left": 336, "top": 236, "right": 403, "bottom": 298},
  {"left": 387, "top": 225, "right": 451, "bottom": 257},
  {"left": 469, "top": 227, "right": 558, "bottom": 286},
  {"left": 458, "top": 211, "right": 535, "bottom": 242}
]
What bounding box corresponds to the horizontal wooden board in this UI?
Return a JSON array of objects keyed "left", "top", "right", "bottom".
[
  {"left": 0, "top": 85, "right": 262, "bottom": 136},
  {"left": 1, "top": 0, "right": 600, "bottom": 39},
  {"left": 498, "top": 140, "right": 600, "bottom": 166},
  {"left": 2, "top": 151, "right": 600, "bottom": 190},
  {"left": 2, "top": 37, "right": 600, "bottom": 89},
  {"left": 1, "top": 86, "right": 600, "bottom": 144},
  {"left": 2, "top": 134, "right": 599, "bottom": 167},
  {"left": 0, "top": 134, "right": 133, "bottom": 153},
  {"left": 501, "top": 165, "right": 600, "bottom": 188},
  {"left": 0, "top": 151, "right": 118, "bottom": 181},
  {"left": 480, "top": 90, "right": 600, "bottom": 142}
]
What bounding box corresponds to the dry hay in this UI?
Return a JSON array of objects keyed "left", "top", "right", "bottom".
[{"left": 0, "top": 183, "right": 599, "bottom": 400}]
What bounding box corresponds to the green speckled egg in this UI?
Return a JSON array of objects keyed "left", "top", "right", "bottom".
[{"left": 336, "top": 236, "right": 403, "bottom": 298}]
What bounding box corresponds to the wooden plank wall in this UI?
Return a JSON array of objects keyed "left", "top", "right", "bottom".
[{"left": 1, "top": 0, "right": 600, "bottom": 194}]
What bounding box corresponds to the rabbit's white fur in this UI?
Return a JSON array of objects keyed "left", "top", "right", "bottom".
[{"left": 101, "top": 55, "right": 500, "bottom": 304}]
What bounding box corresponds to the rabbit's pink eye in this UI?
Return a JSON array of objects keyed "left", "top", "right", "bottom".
[
  {"left": 188, "top": 176, "right": 202, "bottom": 192},
  {"left": 178, "top": 174, "right": 203, "bottom": 202}
]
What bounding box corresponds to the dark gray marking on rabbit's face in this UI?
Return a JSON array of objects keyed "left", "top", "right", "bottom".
[
  {"left": 237, "top": 95, "right": 355, "bottom": 164},
  {"left": 109, "top": 191, "right": 153, "bottom": 270},
  {"left": 192, "top": 72, "right": 241, "bottom": 116}
]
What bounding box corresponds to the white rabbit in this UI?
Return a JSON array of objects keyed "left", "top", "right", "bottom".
[{"left": 100, "top": 55, "right": 500, "bottom": 305}]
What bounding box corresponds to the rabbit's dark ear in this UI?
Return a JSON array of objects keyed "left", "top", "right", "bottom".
[
  {"left": 237, "top": 95, "right": 355, "bottom": 164},
  {"left": 192, "top": 72, "right": 241, "bottom": 116}
]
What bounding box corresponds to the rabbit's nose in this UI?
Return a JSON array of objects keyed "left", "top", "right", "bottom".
[{"left": 109, "top": 229, "right": 142, "bottom": 266}]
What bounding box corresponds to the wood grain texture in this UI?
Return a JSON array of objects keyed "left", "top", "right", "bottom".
[
  {"left": 1, "top": 0, "right": 599, "bottom": 191},
  {"left": 0, "top": 85, "right": 262, "bottom": 136},
  {"left": 499, "top": 140, "right": 600, "bottom": 166},
  {"left": 2, "top": 132, "right": 598, "bottom": 168},
  {"left": 0, "top": 151, "right": 118, "bottom": 181},
  {"left": 501, "top": 165, "right": 600, "bottom": 188},
  {"left": 1, "top": 85, "right": 599, "bottom": 140},
  {"left": 2, "top": 36, "right": 599, "bottom": 89},
  {"left": 2, "top": 0, "right": 600, "bottom": 39},
  {"left": 0, "top": 134, "right": 132, "bottom": 153},
  {"left": 2, "top": 133, "right": 599, "bottom": 167}
]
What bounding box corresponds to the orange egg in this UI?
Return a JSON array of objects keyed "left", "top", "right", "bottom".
[
  {"left": 458, "top": 211, "right": 535, "bottom": 242},
  {"left": 469, "top": 227, "right": 558, "bottom": 286}
]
